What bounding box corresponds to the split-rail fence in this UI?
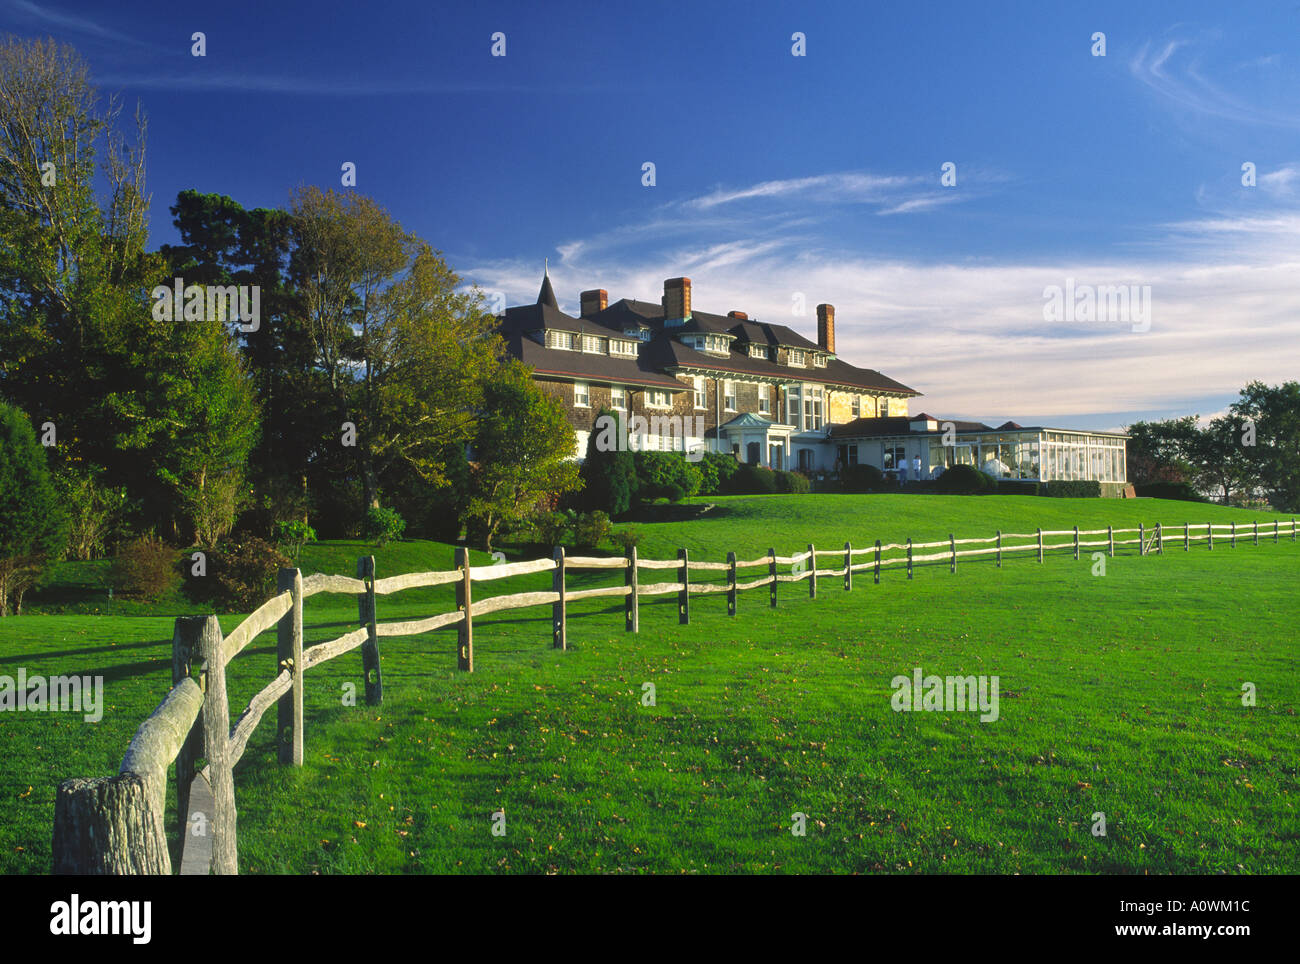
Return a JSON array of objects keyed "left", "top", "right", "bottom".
[{"left": 51, "top": 517, "right": 1297, "bottom": 874}]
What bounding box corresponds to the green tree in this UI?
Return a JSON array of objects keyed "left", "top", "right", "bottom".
[
  {"left": 465, "top": 363, "right": 581, "bottom": 551},
  {"left": 289, "top": 187, "right": 504, "bottom": 514},
  {"left": 0, "top": 402, "right": 66, "bottom": 615},
  {"left": 1124, "top": 417, "right": 1199, "bottom": 485},
  {"left": 1231, "top": 380, "right": 1300, "bottom": 511},
  {"left": 579, "top": 409, "right": 636, "bottom": 517},
  {"left": 1190, "top": 414, "right": 1260, "bottom": 505}
]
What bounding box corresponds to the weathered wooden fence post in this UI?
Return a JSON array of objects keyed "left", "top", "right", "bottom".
[
  {"left": 996, "top": 531, "right": 1001, "bottom": 569},
  {"left": 1037, "top": 528, "right": 1044, "bottom": 563},
  {"left": 1184, "top": 523, "right": 1190, "bottom": 551},
  {"left": 198, "top": 614, "right": 237, "bottom": 875},
  {"left": 52, "top": 775, "right": 170, "bottom": 875},
  {"left": 356, "top": 556, "right": 381, "bottom": 705},
  {"left": 1231, "top": 522, "right": 1236, "bottom": 548},
  {"left": 806, "top": 544, "right": 816, "bottom": 599},
  {"left": 1157, "top": 523, "right": 1164, "bottom": 554},
  {"left": 1139, "top": 523, "right": 1145, "bottom": 556},
  {"left": 276, "top": 568, "right": 304, "bottom": 766},
  {"left": 906, "top": 538, "right": 913, "bottom": 580},
  {"left": 552, "top": 546, "right": 567, "bottom": 649},
  {"left": 1073, "top": 526, "right": 1080, "bottom": 561},
  {"left": 1208, "top": 523, "right": 1214, "bottom": 550},
  {"left": 455, "top": 547, "right": 473, "bottom": 671},
  {"left": 843, "top": 542, "right": 852, "bottom": 592},
  {"left": 172, "top": 616, "right": 203, "bottom": 842},
  {"left": 727, "top": 551, "right": 738, "bottom": 616},
  {"left": 768, "top": 547, "right": 777, "bottom": 608},
  {"left": 625, "top": 547, "right": 638, "bottom": 633},
  {"left": 678, "top": 548, "right": 690, "bottom": 624},
  {"left": 1108, "top": 525, "right": 1114, "bottom": 558},
  {"left": 1292, "top": 518, "right": 1296, "bottom": 542},
  {"left": 1274, "top": 520, "right": 1279, "bottom": 544},
  {"left": 1253, "top": 521, "right": 1259, "bottom": 546},
  {"left": 950, "top": 534, "right": 956, "bottom": 573}
]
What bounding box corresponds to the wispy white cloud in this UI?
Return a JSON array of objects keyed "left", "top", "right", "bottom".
[
  {"left": 1129, "top": 36, "right": 1300, "bottom": 129},
  {"left": 5, "top": 0, "right": 156, "bottom": 49}
]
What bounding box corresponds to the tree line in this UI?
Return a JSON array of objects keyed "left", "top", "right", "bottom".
[
  {"left": 0, "top": 36, "right": 578, "bottom": 614},
  {"left": 1125, "top": 382, "right": 1300, "bottom": 509}
]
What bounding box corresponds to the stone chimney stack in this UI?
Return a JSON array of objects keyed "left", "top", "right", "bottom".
[
  {"left": 662, "top": 277, "right": 692, "bottom": 323},
  {"left": 816, "top": 303, "right": 835, "bottom": 353},
  {"left": 580, "top": 289, "right": 607, "bottom": 317}
]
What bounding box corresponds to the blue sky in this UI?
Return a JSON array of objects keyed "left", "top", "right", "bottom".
[{"left": 4, "top": 0, "right": 1299, "bottom": 430}]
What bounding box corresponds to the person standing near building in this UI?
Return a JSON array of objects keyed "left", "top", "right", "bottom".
[{"left": 912, "top": 454, "right": 922, "bottom": 482}]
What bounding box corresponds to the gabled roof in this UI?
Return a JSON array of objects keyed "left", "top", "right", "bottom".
[{"left": 720, "top": 412, "right": 781, "bottom": 430}]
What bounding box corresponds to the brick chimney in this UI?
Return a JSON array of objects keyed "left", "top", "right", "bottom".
[
  {"left": 816, "top": 303, "right": 835, "bottom": 353},
  {"left": 662, "top": 277, "right": 691, "bottom": 324},
  {"left": 580, "top": 289, "right": 607, "bottom": 317},
  {"left": 727, "top": 310, "right": 748, "bottom": 320}
]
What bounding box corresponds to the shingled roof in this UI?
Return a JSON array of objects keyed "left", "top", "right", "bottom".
[{"left": 499, "top": 273, "right": 920, "bottom": 397}]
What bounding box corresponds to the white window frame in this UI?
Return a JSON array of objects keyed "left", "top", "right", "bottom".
[
  {"left": 645, "top": 389, "right": 671, "bottom": 410},
  {"left": 724, "top": 380, "right": 737, "bottom": 412},
  {"left": 693, "top": 376, "right": 707, "bottom": 410},
  {"left": 611, "top": 386, "right": 627, "bottom": 411},
  {"left": 573, "top": 381, "right": 590, "bottom": 408},
  {"left": 788, "top": 349, "right": 806, "bottom": 367},
  {"left": 758, "top": 383, "right": 771, "bottom": 415},
  {"left": 851, "top": 395, "right": 861, "bottom": 417}
]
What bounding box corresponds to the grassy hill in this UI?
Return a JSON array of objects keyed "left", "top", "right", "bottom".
[{"left": 1, "top": 494, "right": 1297, "bottom": 873}]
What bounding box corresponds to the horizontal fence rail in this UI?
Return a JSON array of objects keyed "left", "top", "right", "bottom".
[{"left": 52, "top": 515, "right": 1297, "bottom": 875}]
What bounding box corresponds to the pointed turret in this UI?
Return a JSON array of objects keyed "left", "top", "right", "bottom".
[{"left": 537, "top": 264, "right": 558, "bottom": 308}]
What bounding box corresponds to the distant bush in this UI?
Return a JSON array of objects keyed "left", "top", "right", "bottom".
[
  {"left": 936, "top": 464, "right": 998, "bottom": 495},
  {"left": 722, "top": 463, "right": 779, "bottom": 495},
  {"left": 1135, "top": 481, "right": 1203, "bottom": 502},
  {"left": 634, "top": 452, "right": 702, "bottom": 503},
  {"left": 534, "top": 510, "right": 574, "bottom": 548},
  {"left": 996, "top": 480, "right": 1042, "bottom": 497},
  {"left": 185, "top": 536, "right": 290, "bottom": 611},
  {"left": 775, "top": 470, "right": 811, "bottom": 494},
  {"left": 841, "top": 464, "right": 885, "bottom": 493},
  {"left": 363, "top": 505, "right": 406, "bottom": 546},
  {"left": 573, "top": 510, "right": 612, "bottom": 550},
  {"left": 696, "top": 452, "right": 740, "bottom": 495},
  {"left": 273, "top": 519, "right": 316, "bottom": 563},
  {"left": 1043, "top": 480, "right": 1102, "bottom": 498},
  {"left": 610, "top": 527, "right": 643, "bottom": 556},
  {"left": 111, "top": 535, "right": 180, "bottom": 601}
]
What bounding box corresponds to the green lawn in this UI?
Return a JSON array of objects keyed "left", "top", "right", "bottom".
[{"left": 2, "top": 495, "right": 1297, "bottom": 874}]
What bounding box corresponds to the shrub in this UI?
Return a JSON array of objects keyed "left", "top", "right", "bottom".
[
  {"left": 696, "top": 452, "right": 740, "bottom": 495},
  {"left": 273, "top": 519, "right": 317, "bottom": 563},
  {"left": 534, "top": 510, "right": 574, "bottom": 548},
  {"left": 841, "top": 464, "right": 885, "bottom": 493},
  {"left": 776, "top": 470, "right": 811, "bottom": 494},
  {"left": 722, "top": 462, "right": 779, "bottom": 495},
  {"left": 0, "top": 402, "right": 67, "bottom": 615},
  {"left": 610, "top": 527, "right": 643, "bottom": 556},
  {"left": 1043, "top": 480, "right": 1102, "bottom": 498},
  {"left": 185, "top": 536, "right": 290, "bottom": 611},
  {"left": 111, "top": 535, "right": 180, "bottom": 601},
  {"left": 634, "top": 452, "right": 702, "bottom": 502},
  {"left": 936, "top": 464, "right": 998, "bottom": 495},
  {"left": 1135, "top": 481, "right": 1203, "bottom": 502},
  {"left": 573, "top": 510, "right": 612, "bottom": 549},
  {"left": 580, "top": 410, "right": 637, "bottom": 517},
  {"left": 363, "top": 505, "right": 406, "bottom": 546}
]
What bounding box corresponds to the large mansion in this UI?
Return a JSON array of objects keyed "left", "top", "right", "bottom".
[{"left": 498, "top": 272, "right": 1128, "bottom": 493}]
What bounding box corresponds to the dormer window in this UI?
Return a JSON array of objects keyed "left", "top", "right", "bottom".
[
  {"left": 610, "top": 339, "right": 638, "bottom": 357},
  {"left": 748, "top": 344, "right": 770, "bottom": 360},
  {"left": 813, "top": 353, "right": 828, "bottom": 368},
  {"left": 788, "top": 349, "right": 806, "bottom": 367},
  {"left": 581, "top": 334, "right": 608, "bottom": 354},
  {"left": 684, "top": 333, "right": 730, "bottom": 355},
  {"left": 625, "top": 326, "right": 651, "bottom": 342},
  {"left": 546, "top": 330, "right": 580, "bottom": 350}
]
